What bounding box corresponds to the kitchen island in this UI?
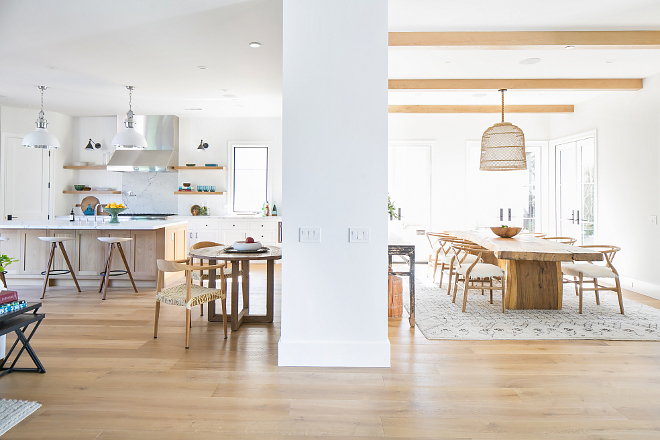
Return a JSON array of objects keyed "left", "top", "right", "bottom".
[{"left": 0, "top": 219, "right": 187, "bottom": 287}]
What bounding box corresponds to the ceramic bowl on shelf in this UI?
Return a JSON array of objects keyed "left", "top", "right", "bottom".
[
  {"left": 232, "top": 241, "right": 262, "bottom": 251},
  {"left": 490, "top": 226, "right": 522, "bottom": 238},
  {"left": 186, "top": 164, "right": 195, "bottom": 167},
  {"left": 74, "top": 184, "right": 85, "bottom": 191},
  {"left": 74, "top": 161, "right": 89, "bottom": 166},
  {"left": 205, "top": 163, "right": 218, "bottom": 167}
]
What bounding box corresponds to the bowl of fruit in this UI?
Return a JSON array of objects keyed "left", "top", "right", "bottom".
[
  {"left": 232, "top": 236, "right": 262, "bottom": 251},
  {"left": 103, "top": 203, "right": 127, "bottom": 224},
  {"left": 490, "top": 225, "right": 522, "bottom": 238}
]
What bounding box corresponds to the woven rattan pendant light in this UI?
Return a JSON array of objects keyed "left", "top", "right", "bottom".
[{"left": 480, "top": 89, "right": 527, "bottom": 171}]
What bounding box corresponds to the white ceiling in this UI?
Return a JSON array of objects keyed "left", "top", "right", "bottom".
[{"left": 0, "top": 0, "right": 658, "bottom": 117}]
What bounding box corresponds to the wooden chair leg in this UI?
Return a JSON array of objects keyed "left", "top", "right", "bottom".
[
  {"left": 101, "top": 244, "right": 114, "bottom": 300},
  {"left": 58, "top": 242, "right": 81, "bottom": 292},
  {"left": 432, "top": 259, "right": 439, "bottom": 282},
  {"left": 185, "top": 308, "right": 191, "bottom": 349},
  {"left": 489, "top": 278, "right": 493, "bottom": 304},
  {"left": 99, "top": 244, "right": 111, "bottom": 293},
  {"left": 222, "top": 297, "right": 228, "bottom": 339},
  {"left": 41, "top": 243, "right": 56, "bottom": 299},
  {"left": 593, "top": 278, "right": 600, "bottom": 305},
  {"left": 614, "top": 277, "right": 625, "bottom": 314},
  {"left": 116, "top": 243, "right": 138, "bottom": 293},
  {"left": 578, "top": 273, "right": 584, "bottom": 314},
  {"left": 154, "top": 301, "right": 160, "bottom": 338},
  {"left": 574, "top": 276, "right": 579, "bottom": 295},
  {"left": 462, "top": 278, "right": 469, "bottom": 312},
  {"left": 451, "top": 272, "right": 460, "bottom": 303},
  {"left": 200, "top": 304, "right": 204, "bottom": 316},
  {"left": 446, "top": 266, "right": 454, "bottom": 295},
  {"left": 438, "top": 263, "right": 445, "bottom": 289}
]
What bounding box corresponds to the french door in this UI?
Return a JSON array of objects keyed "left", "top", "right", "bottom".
[
  {"left": 388, "top": 143, "right": 431, "bottom": 261},
  {"left": 555, "top": 136, "right": 596, "bottom": 245},
  {"left": 2, "top": 133, "right": 52, "bottom": 221}
]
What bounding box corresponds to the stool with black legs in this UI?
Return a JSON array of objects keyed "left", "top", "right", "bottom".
[
  {"left": 98, "top": 237, "right": 137, "bottom": 300},
  {"left": 38, "top": 236, "right": 81, "bottom": 299}
]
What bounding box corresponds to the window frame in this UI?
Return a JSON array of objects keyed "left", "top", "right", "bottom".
[{"left": 228, "top": 142, "right": 271, "bottom": 214}]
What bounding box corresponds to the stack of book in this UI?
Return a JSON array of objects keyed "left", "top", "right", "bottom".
[{"left": 0, "top": 290, "right": 26, "bottom": 315}]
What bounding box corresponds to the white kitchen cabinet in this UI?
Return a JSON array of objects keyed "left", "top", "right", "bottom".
[{"left": 188, "top": 218, "right": 221, "bottom": 247}]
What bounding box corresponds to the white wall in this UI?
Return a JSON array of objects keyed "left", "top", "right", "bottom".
[
  {"left": 178, "top": 117, "right": 282, "bottom": 216},
  {"left": 0, "top": 106, "right": 74, "bottom": 216},
  {"left": 388, "top": 113, "right": 552, "bottom": 232},
  {"left": 547, "top": 72, "right": 660, "bottom": 288},
  {"left": 279, "top": 0, "right": 390, "bottom": 367}
]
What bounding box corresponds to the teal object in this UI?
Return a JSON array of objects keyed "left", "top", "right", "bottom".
[
  {"left": 83, "top": 204, "right": 94, "bottom": 215},
  {"left": 103, "top": 207, "right": 127, "bottom": 224}
]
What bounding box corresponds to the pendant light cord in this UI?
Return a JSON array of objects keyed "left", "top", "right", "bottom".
[
  {"left": 500, "top": 89, "right": 505, "bottom": 123},
  {"left": 127, "top": 86, "right": 134, "bottom": 113}
]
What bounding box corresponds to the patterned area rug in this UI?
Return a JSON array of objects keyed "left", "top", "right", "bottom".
[
  {"left": 406, "top": 275, "right": 660, "bottom": 340},
  {"left": 0, "top": 399, "right": 41, "bottom": 436}
]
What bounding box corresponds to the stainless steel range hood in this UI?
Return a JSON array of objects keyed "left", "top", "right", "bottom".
[{"left": 107, "top": 115, "right": 178, "bottom": 172}]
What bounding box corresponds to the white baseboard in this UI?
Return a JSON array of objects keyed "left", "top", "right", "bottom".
[
  {"left": 619, "top": 276, "right": 660, "bottom": 301},
  {"left": 278, "top": 339, "right": 390, "bottom": 367}
]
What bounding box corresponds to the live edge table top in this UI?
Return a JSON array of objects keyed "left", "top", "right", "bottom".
[
  {"left": 448, "top": 231, "right": 602, "bottom": 262},
  {"left": 188, "top": 245, "right": 281, "bottom": 261}
]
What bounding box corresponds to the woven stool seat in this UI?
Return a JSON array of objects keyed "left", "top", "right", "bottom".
[
  {"left": 156, "top": 283, "right": 226, "bottom": 310},
  {"left": 38, "top": 236, "right": 75, "bottom": 243}
]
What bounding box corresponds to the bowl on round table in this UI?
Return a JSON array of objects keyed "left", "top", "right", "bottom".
[
  {"left": 490, "top": 226, "right": 522, "bottom": 238},
  {"left": 232, "top": 241, "right": 262, "bottom": 251}
]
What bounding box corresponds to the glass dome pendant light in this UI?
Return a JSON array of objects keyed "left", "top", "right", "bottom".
[
  {"left": 111, "top": 85, "right": 148, "bottom": 149},
  {"left": 21, "top": 86, "right": 60, "bottom": 149},
  {"left": 479, "top": 89, "right": 527, "bottom": 171}
]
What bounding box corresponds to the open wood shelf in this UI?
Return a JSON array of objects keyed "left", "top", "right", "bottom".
[
  {"left": 63, "top": 165, "right": 107, "bottom": 170},
  {"left": 173, "top": 166, "right": 225, "bottom": 170},
  {"left": 63, "top": 190, "right": 121, "bottom": 194},
  {"left": 174, "top": 191, "right": 225, "bottom": 195}
]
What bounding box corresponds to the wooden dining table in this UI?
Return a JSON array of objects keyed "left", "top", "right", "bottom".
[
  {"left": 188, "top": 245, "right": 281, "bottom": 331},
  {"left": 448, "top": 231, "right": 602, "bottom": 310}
]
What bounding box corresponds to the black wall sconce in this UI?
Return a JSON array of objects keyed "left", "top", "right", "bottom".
[
  {"left": 197, "top": 139, "right": 209, "bottom": 150},
  {"left": 84, "top": 139, "right": 101, "bottom": 150}
]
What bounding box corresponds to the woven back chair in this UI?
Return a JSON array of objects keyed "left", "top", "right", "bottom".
[
  {"left": 154, "top": 258, "right": 227, "bottom": 348},
  {"left": 543, "top": 236, "right": 577, "bottom": 245},
  {"left": 448, "top": 243, "right": 505, "bottom": 313},
  {"left": 561, "top": 245, "right": 624, "bottom": 314}
]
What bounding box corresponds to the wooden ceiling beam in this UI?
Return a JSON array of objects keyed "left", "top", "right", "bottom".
[
  {"left": 388, "top": 31, "right": 660, "bottom": 49},
  {"left": 388, "top": 105, "right": 574, "bottom": 114},
  {"left": 388, "top": 79, "right": 643, "bottom": 91}
]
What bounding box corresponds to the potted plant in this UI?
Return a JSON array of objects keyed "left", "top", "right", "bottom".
[
  {"left": 0, "top": 254, "right": 19, "bottom": 272},
  {"left": 388, "top": 195, "right": 400, "bottom": 220}
]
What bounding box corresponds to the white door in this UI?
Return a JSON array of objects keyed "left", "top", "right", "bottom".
[
  {"left": 388, "top": 143, "right": 431, "bottom": 261},
  {"left": 2, "top": 133, "right": 52, "bottom": 221},
  {"left": 555, "top": 136, "right": 596, "bottom": 245}
]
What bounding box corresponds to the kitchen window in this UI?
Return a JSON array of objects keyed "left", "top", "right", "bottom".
[{"left": 229, "top": 144, "right": 269, "bottom": 214}]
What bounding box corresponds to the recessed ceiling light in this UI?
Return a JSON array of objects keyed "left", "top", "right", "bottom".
[
  {"left": 445, "top": 60, "right": 453, "bottom": 64},
  {"left": 197, "top": 66, "right": 207, "bottom": 70},
  {"left": 605, "top": 60, "right": 615, "bottom": 64},
  {"left": 48, "top": 66, "right": 57, "bottom": 70},
  {"left": 249, "top": 42, "right": 261, "bottom": 48},
  {"left": 473, "top": 93, "right": 487, "bottom": 98},
  {"left": 519, "top": 58, "right": 541, "bottom": 65},
  {"left": 223, "top": 94, "right": 237, "bottom": 98},
  {"left": 185, "top": 108, "right": 203, "bottom": 111},
  {"left": 564, "top": 45, "right": 575, "bottom": 50},
  {"left": 221, "top": 89, "right": 228, "bottom": 92}
]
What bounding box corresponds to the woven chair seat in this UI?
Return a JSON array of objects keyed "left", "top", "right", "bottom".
[{"left": 155, "top": 283, "right": 225, "bottom": 310}]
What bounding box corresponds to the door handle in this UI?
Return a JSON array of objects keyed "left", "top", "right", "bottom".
[
  {"left": 576, "top": 210, "right": 580, "bottom": 225},
  {"left": 500, "top": 209, "right": 503, "bottom": 221},
  {"left": 568, "top": 210, "right": 575, "bottom": 224}
]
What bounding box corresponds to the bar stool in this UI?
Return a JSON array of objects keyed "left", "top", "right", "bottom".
[
  {"left": 98, "top": 237, "right": 137, "bottom": 300},
  {"left": 38, "top": 236, "right": 81, "bottom": 299},
  {"left": 0, "top": 237, "right": 9, "bottom": 288}
]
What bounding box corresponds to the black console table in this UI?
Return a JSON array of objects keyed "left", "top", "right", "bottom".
[
  {"left": 0, "top": 302, "right": 46, "bottom": 378},
  {"left": 388, "top": 244, "right": 415, "bottom": 328}
]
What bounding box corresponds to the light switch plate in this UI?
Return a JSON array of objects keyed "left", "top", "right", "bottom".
[
  {"left": 349, "top": 228, "right": 369, "bottom": 243},
  {"left": 299, "top": 228, "right": 320, "bottom": 243}
]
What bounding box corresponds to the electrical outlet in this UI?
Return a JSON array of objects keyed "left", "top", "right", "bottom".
[
  {"left": 299, "top": 228, "right": 320, "bottom": 243},
  {"left": 349, "top": 228, "right": 369, "bottom": 243},
  {"left": 651, "top": 216, "right": 657, "bottom": 225}
]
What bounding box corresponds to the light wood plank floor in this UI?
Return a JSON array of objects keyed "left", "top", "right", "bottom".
[{"left": 2, "top": 265, "right": 660, "bottom": 439}]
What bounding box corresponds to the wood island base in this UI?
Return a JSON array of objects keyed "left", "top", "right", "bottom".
[{"left": 498, "top": 259, "right": 563, "bottom": 309}]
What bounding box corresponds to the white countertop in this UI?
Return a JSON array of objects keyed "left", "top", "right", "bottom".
[{"left": 0, "top": 219, "right": 188, "bottom": 230}]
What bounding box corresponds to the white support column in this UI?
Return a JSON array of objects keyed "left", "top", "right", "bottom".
[{"left": 279, "top": 0, "right": 390, "bottom": 367}]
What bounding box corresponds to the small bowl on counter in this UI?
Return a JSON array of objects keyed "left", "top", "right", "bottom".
[{"left": 490, "top": 226, "right": 522, "bottom": 238}]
